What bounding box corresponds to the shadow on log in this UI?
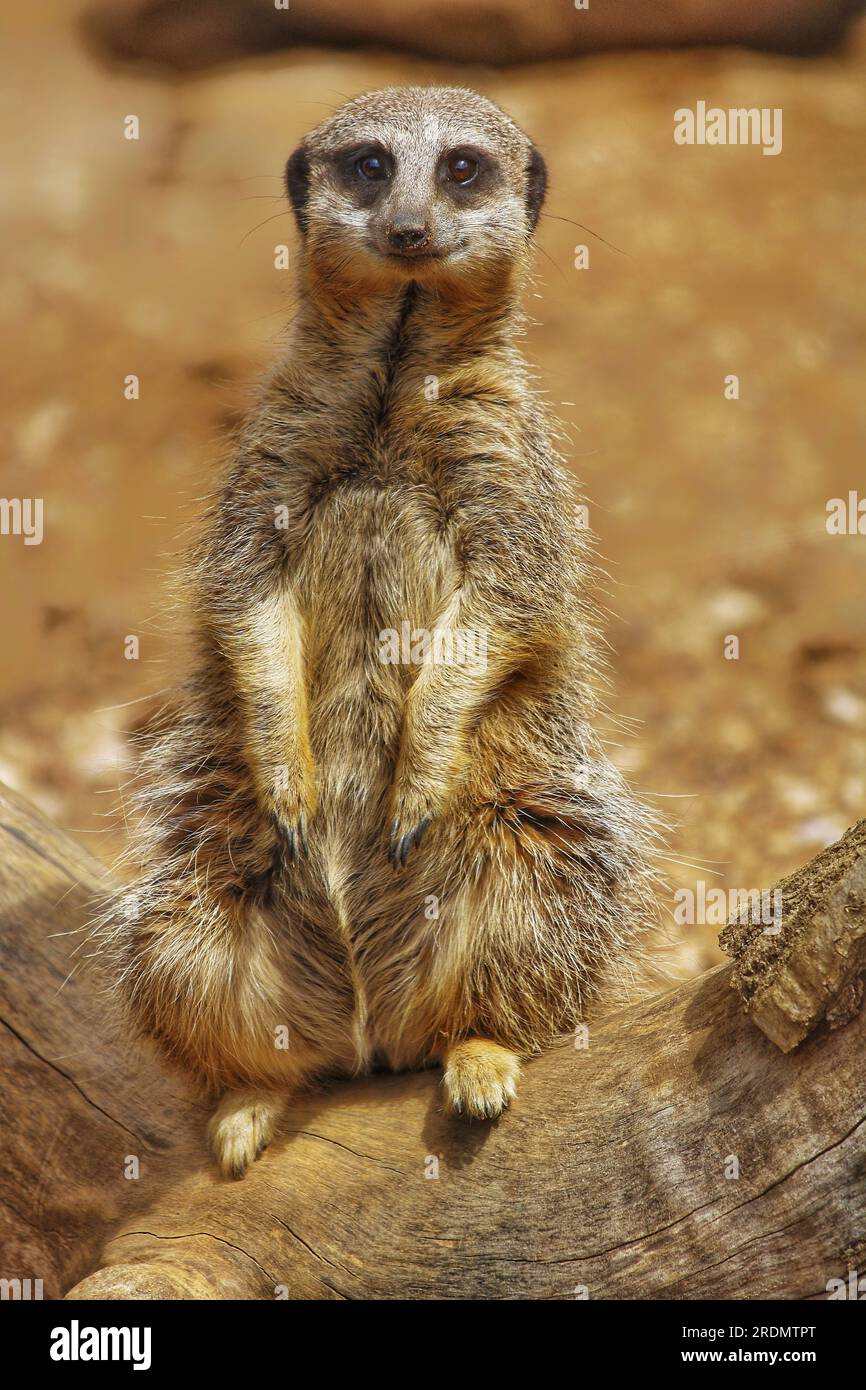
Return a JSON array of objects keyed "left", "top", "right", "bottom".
[{"left": 0, "top": 783, "right": 863, "bottom": 1300}]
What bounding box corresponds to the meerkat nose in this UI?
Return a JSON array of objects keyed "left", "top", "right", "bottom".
[{"left": 385, "top": 220, "right": 432, "bottom": 253}]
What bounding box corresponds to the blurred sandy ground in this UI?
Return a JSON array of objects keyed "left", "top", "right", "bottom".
[{"left": 1, "top": 0, "right": 865, "bottom": 977}]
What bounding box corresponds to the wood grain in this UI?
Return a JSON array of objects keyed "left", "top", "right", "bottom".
[{"left": 0, "top": 783, "right": 863, "bottom": 1300}]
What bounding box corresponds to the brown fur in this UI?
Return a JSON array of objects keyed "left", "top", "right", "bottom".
[{"left": 97, "top": 87, "right": 659, "bottom": 1177}]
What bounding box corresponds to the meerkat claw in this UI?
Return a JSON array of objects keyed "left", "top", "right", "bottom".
[
  {"left": 273, "top": 810, "right": 310, "bottom": 863},
  {"left": 390, "top": 833, "right": 410, "bottom": 868},
  {"left": 388, "top": 818, "right": 412, "bottom": 868},
  {"left": 389, "top": 815, "right": 431, "bottom": 867}
]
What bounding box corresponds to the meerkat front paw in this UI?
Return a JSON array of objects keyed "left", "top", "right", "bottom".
[
  {"left": 265, "top": 765, "right": 316, "bottom": 862},
  {"left": 387, "top": 779, "right": 442, "bottom": 866},
  {"left": 270, "top": 801, "right": 311, "bottom": 862},
  {"left": 208, "top": 1089, "right": 285, "bottom": 1179},
  {"left": 442, "top": 1039, "right": 522, "bottom": 1119}
]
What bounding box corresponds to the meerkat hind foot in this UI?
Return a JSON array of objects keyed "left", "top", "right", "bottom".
[
  {"left": 442, "top": 1039, "right": 522, "bottom": 1119},
  {"left": 208, "top": 1088, "right": 285, "bottom": 1179}
]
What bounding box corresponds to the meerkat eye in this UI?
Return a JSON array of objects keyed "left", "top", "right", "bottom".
[
  {"left": 357, "top": 152, "right": 390, "bottom": 181},
  {"left": 446, "top": 152, "right": 480, "bottom": 185}
]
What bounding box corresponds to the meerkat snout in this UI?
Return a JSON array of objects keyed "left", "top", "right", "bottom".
[
  {"left": 284, "top": 86, "right": 547, "bottom": 284},
  {"left": 384, "top": 218, "right": 432, "bottom": 255}
]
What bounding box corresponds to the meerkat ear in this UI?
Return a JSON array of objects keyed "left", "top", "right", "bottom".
[
  {"left": 525, "top": 145, "right": 547, "bottom": 234},
  {"left": 285, "top": 146, "right": 311, "bottom": 234}
]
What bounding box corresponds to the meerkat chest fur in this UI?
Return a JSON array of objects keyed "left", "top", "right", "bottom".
[{"left": 252, "top": 277, "right": 535, "bottom": 807}]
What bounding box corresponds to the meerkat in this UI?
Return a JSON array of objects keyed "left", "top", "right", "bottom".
[{"left": 100, "top": 86, "right": 658, "bottom": 1178}]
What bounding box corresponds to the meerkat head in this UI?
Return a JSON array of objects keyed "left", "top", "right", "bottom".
[{"left": 285, "top": 86, "right": 546, "bottom": 287}]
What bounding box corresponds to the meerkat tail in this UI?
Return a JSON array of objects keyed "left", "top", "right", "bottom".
[
  {"left": 441, "top": 1039, "right": 522, "bottom": 1119},
  {"left": 208, "top": 1088, "right": 287, "bottom": 1179}
]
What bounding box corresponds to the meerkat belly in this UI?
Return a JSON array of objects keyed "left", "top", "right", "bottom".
[{"left": 298, "top": 483, "right": 454, "bottom": 805}]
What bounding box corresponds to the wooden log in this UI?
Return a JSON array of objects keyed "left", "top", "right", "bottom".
[
  {"left": 81, "top": 0, "right": 863, "bottom": 73},
  {"left": 720, "top": 819, "right": 866, "bottom": 1052},
  {"left": 0, "top": 782, "right": 863, "bottom": 1301}
]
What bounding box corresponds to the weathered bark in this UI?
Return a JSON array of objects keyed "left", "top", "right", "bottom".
[
  {"left": 720, "top": 819, "right": 866, "bottom": 1052},
  {"left": 0, "top": 782, "right": 863, "bottom": 1301}
]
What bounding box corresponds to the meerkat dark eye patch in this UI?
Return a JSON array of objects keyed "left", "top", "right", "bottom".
[
  {"left": 525, "top": 145, "right": 547, "bottom": 233},
  {"left": 285, "top": 146, "right": 311, "bottom": 234}
]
